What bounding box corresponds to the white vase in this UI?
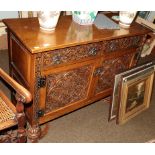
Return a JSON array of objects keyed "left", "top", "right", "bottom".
[
  {"left": 119, "top": 11, "right": 137, "bottom": 28},
  {"left": 72, "top": 11, "right": 98, "bottom": 25},
  {"left": 38, "top": 11, "right": 60, "bottom": 31}
]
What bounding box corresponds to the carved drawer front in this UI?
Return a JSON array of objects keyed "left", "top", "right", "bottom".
[
  {"left": 95, "top": 53, "right": 134, "bottom": 95},
  {"left": 42, "top": 43, "right": 101, "bottom": 67},
  {"left": 103, "top": 35, "right": 145, "bottom": 53},
  {"left": 44, "top": 64, "right": 93, "bottom": 113}
]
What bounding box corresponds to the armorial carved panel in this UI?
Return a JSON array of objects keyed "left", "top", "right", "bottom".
[{"left": 45, "top": 65, "right": 93, "bottom": 113}]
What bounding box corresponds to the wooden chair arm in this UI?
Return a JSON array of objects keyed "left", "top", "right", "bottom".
[{"left": 0, "top": 68, "right": 32, "bottom": 103}]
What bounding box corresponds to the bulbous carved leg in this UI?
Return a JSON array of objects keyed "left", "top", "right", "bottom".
[
  {"left": 16, "top": 112, "right": 27, "bottom": 143},
  {"left": 27, "top": 123, "right": 41, "bottom": 143},
  {"left": 16, "top": 100, "right": 27, "bottom": 143}
]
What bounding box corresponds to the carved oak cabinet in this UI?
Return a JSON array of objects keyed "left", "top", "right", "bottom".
[{"left": 3, "top": 15, "right": 151, "bottom": 140}]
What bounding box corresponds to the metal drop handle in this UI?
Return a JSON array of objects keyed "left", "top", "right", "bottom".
[
  {"left": 93, "top": 67, "right": 103, "bottom": 76},
  {"left": 88, "top": 47, "right": 97, "bottom": 56},
  {"left": 52, "top": 55, "right": 61, "bottom": 64}
]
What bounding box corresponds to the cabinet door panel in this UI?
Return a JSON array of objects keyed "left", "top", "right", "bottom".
[
  {"left": 41, "top": 63, "right": 94, "bottom": 114},
  {"left": 10, "top": 34, "right": 32, "bottom": 83},
  {"left": 95, "top": 52, "right": 135, "bottom": 95}
]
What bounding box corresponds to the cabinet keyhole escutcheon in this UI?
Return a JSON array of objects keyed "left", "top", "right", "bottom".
[{"left": 93, "top": 67, "right": 104, "bottom": 76}]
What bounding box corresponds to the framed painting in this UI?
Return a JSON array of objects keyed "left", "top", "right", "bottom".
[
  {"left": 117, "top": 64, "right": 154, "bottom": 124},
  {"left": 109, "top": 62, "right": 153, "bottom": 121}
]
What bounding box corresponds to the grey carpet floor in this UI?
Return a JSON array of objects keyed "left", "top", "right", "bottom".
[{"left": 0, "top": 50, "right": 155, "bottom": 143}]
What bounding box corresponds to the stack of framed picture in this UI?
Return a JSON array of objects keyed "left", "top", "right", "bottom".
[{"left": 109, "top": 62, "right": 155, "bottom": 125}]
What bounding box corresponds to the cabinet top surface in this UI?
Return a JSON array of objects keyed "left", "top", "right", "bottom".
[{"left": 3, "top": 14, "right": 151, "bottom": 53}]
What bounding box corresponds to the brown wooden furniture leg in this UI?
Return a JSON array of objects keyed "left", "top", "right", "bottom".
[
  {"left": 27, "top": 123, "right": 41, "bottom": 143},
  {"left": 27, "top": 123, "right": 49, "bottom": 142},
  {"left": 16, "top": 100, "right": 27, "bottom": 142}
]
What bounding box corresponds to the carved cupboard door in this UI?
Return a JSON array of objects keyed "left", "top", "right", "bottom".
[
  {"left": 38, "top": 61, "right": 96, "bottom": 122},
  {"left": 94, "top": 52, "right": 136, "bottom": 97}
]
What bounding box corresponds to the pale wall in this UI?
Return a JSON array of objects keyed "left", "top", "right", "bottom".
[{"left": 0, "top": 11, "right": 18, "bottom": 50}]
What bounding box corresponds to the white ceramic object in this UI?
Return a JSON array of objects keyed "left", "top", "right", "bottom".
[
  {"left": 38, "top": 11, "right": 60, "bottom": 31},
  {"left": 119, "top": 11, "right": 137, "bottom": 28},
  {"left": 72, "top": 11, "right": 98, "bottom": 25}
]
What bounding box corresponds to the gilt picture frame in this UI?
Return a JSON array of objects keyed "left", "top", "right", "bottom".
[
  {"left": 117, "top": 64, "right": 154, "bottom": 125},
  {"left": 109, "top": 62, "right": 153, "bottom": 121}
]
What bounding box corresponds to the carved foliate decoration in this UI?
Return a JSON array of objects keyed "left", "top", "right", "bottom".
[
  {"left": 27, "top": 123, "right": 41, "bottom": 142},
  {"left": 27, "top": 53, "right": 43, "bottom": 141},
  {"left": 42, "top": 35, "right": 144, "bottom": 68},
  {"left": 0, "top": 130, "right": 17, "bottom": 143},
  {"left": 33, "top": 35, "right": 146, "bottom": 121},
  {"left": 95, "top": 53, "right": 134, "bottom": 94},
  {"left": 34, "top": 53, "right": 42, "bottom": 121},
  {"left": 103, "top": 35, "right": 144, "bottom": 53},
  {"left": 42, "top": 43, "right": 101, "bottom": 67},
  {"left": 45, "top": 65, "right": 92, "bottom": 113}
]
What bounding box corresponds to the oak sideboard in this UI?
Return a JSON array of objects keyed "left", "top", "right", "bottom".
[{"left": 3, "top": 14, "right": 151, "bottom": 141}]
